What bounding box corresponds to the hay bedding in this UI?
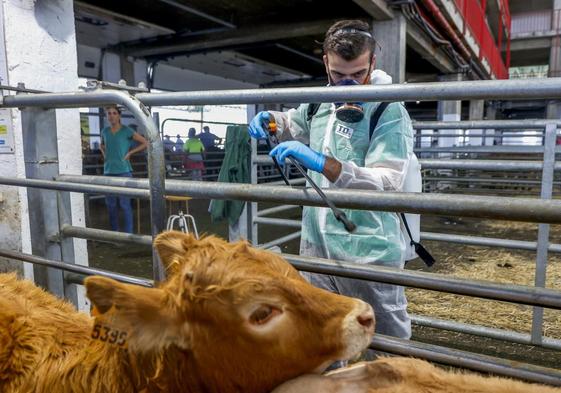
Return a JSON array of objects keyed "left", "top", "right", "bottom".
[{"left": 407, "top": 221, "right": 561, "bottom": 339}]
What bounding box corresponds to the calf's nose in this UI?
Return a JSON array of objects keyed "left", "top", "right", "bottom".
[{"left": 356, "top": 309, "right": 374, "bottom": 330}]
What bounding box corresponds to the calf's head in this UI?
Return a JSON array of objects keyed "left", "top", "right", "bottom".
[{"left": 85, "top": 231, "right": 374, "bottom": 392}]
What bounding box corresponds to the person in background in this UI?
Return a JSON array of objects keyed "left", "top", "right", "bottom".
[
  {"left": 100, "top": 105, "right": 147, "bottom": 234},
  {"left": 247, "top": 19, "right": 414, "bottom": 340},
  {"left": 175, "top": 134, "right": 184, "bottom": 152},
  {"left": 198, "top": 125, "right": 222, "bottom": 150},
  {"left": 183, "top": 127, "right": 205, "bottom": 181},
  {"left": 163, "top": 134, "right": 174, "bottom": 151}
]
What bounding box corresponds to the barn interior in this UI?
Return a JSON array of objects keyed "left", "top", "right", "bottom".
[{"left": 1, "top": 0, "right": 561, "bottom": 389}]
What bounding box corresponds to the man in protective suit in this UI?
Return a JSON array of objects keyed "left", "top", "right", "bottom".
[{"left": 248, "top": 19, "right": 414, "bottom": 339}]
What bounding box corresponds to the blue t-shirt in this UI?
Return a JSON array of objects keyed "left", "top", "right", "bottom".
[
  {"left": 101, "top": 125, "right": 135, "bottom": 174},
  {"left": 199, "top": 132, "right": 219, "bottom": 149}
]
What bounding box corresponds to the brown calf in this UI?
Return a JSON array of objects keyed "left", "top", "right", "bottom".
[
  {"left": 0, "top": 231, "right": 374, "bottom": 393},
  {"left": 273, "top": 354, "right": 561, "bottom": 392}
]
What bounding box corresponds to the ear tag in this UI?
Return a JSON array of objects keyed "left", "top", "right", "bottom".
[{"left": 91, "top": 305, "right": 130, "bottom": 349}]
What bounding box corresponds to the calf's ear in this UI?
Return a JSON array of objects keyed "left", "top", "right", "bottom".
[
  {"left": 153, "top": 231, "right": 197, "bottom": 275},
  {"left": 85, "top": 276, "right": 190, "bottom": 351}
]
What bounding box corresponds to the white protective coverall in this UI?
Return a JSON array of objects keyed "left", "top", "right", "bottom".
[{"left": 269, "top": 70, "right": 414, "bottom": 339}]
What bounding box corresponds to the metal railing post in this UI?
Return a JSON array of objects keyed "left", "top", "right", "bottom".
[
  {"left": 250, "top": 137, "right": 258, "bottom": 245},
  {"left": 531, "top": 123, "right": 558, "bottom": 344},
  {"left": 20, "top": 107, "right": 68, "bottom": 299},
  {"left": 1, "top": 90, "right": 167, "bottom": 281}
]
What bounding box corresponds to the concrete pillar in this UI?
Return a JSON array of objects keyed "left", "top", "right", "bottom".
[
  {"left": 0, "top": 2, "right": 23, "bottom": 275},
  {"left": 372, "top": 13, "right": 407, "bottom": 83},
  {"left": 101, "top": 52, "right": 121, "bottom": 83},
  {"left": 468, "top": 100, "right": 484, "bottom": 146},
  {"left": 437, "top": 74, "right": 463, "bottom": 148},
  {"left": 119, "top": 54, "right": 135, "bottom": 86},
  {"left": 0, "top": 0, "right": 88, "bottom": 309},
  {"left": 547, "top": 0, "right": 561, "bottom": 119}
]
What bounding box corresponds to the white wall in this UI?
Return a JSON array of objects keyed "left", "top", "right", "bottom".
[
  {"left": 0, "top": 0, "right": 88, "bottom": 309},
  {"left": 0, "top": 1, "right": 25, "bottom": 275}
]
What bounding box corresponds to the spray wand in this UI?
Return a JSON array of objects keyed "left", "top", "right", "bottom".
[{"left": 265, "top": 119, "right": 356, "bottom": 233}]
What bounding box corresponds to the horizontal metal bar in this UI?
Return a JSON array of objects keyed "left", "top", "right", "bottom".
[
  {"left": 415, "top": 133, "right": 545, "bottom": 138},
  {"left": 253, "top": 217, "right": 302, "bottom": 228},
  {"left": 257, "top": 218, "right": 561, "bottom": 253},
  {"left": 61, "top": 225, "right": 152, "bottom": 246},
  {"left": 60, "top": 226, "right": 561, "bottom": 309},
  {"left": 57, "top": 175, "right": 561, "bottom": 224},
  {"left": 64, "top": 272, "right": 91, "bottom": 286},
  {"left": 260, "top": 157, "right": 561, "bottom": 173},
  {"left": 258, "top": 231, "right": 301, "bottom": 250},
  {"left": 0, "top": 176, "right": 150, "bottom": 198},
  {"left": 413, "top": 120, "right": 561, "bottom": 129},
  {"left": 421, "top": 231, "right": 561, "bottom": 253},
  {"left": 133, "top": 78, "right": 561, "bottom": 106},
  {"left": 258, "top": 173, "right": 287, "bottom": 181},
  {"left": 161, "top": 117, "right": 246, "bottom": 128},
  {"left": 415, "top": 146, "right": 560, "bottom": 154},
  {"left": 264, "top": 177, "right": 307, "bottom": 186},
  {"left": 0, "top": 248, "right": 153, "bottom": 287},
  {"left": 53, "top": 225, "right": 561, "bottom": 349},
  {"left": 370, "top": 335, "right": 561, "bottom": 386},
  {"left": 282, "top": 253, "right": 561, "bottom": 309},
  {"left": 424, "top": 177, "right": 559, "bottom": 186},
  {"left": 253, "top": 155, "right": 275, "bottom": 165},
  {"left": 257, "top": 204, "right": 300, "bottom": 217},
  {"left": 420, "top": 159, "right": 561, "bottom": 172},
  {"left": 411, "top": 314, "right": 561, "bottom": 351},
  {"left": 257, "top": 160, "right": 560, "bottom": 177},
  {"left": 0, "top": 89, "right": 143, "bottom": 110},
  {"left": 90, "top": 80, "right": 149, "bottom": 93},
  {"left": 0, "top": 84, "right": 49, "bottom": 94}
]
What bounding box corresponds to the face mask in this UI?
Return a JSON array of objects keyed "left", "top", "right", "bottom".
[{"left": 333, "top": 79, "right": 364, "bottom": 123}]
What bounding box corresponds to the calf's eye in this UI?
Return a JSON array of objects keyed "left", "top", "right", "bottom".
[{"left": 249, "top": 305, "right": 280, "bottom": 325}]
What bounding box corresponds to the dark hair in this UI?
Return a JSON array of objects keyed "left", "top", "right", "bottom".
[
  {"left": 323, "top": 20, "right": 376, "bottom": 61},
  {"left": 105, "top": 104, "right": 122, "bottom": 114},
  {"left": 188, "top": 128, "right": 197, "bottom": 138},
  {"left": 203, "top": 125, "right": 210, "bottom": 132}
]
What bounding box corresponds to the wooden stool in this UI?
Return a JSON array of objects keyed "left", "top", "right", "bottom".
[
  {"left": 165, "top": 195, "right": 192, "bottom": 217},
  {"left": 135, "top": 196, "right": 193, "bottom": 234}
]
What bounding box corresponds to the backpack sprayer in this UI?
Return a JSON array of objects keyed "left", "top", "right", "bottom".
[{"left": 264, "top": 118, "right": 356, "bottom": 233}]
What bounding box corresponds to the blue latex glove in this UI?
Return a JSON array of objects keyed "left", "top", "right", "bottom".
[
  {"left": 269, "top": 141, "right": 326, "bottom": 173},
  {"left": 248, "top": 111, "right": 270, "bottom": 140}
]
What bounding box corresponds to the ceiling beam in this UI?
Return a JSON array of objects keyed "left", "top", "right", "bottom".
[
  {"left": 75, "top": 0, "right": 175, "bottom": 34},
  {"left": 406, "top": 23, "right": 456, "bottom": 73},
  {"left": 119, "top": 19, "right": 337, "bottom": 58},
  {"left": 156, "top": 0, "right": 236, "bottom": 28},
  {"left": 353, "top": 0, "right": 394, "bottom": 20}
]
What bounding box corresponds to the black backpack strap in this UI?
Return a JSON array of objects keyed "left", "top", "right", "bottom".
[
  {"left": 307, "top": 103, "right": 321, "bottom": 122},
  {"left": 400, "top": 213, "right": 435, "bottom": 267},
  {"left": 369, "top": 102, "right": 390, "bottom": 139}
]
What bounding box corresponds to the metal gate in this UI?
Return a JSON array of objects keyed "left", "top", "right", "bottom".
[{"left": 1, "top": 78, "right": 561, "bottom": 385}]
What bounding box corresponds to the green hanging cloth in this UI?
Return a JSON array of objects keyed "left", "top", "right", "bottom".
[{"left": 210, "top": 125, "right": 250, "bottom": 225}]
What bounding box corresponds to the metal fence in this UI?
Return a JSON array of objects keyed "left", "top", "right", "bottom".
[
  {"left": 411, "top": 120, "right": 561, "bottom": 196},
  {"left": 2, "top": 78, "right": 561, "bottom": 385},
  {"left": 251, "top": 117, "right": 561, "bottom": 354}
]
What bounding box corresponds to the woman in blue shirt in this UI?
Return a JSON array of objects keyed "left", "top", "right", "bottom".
[{"left": 100, "top": 105, "right": 147, "bottom": 233}]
